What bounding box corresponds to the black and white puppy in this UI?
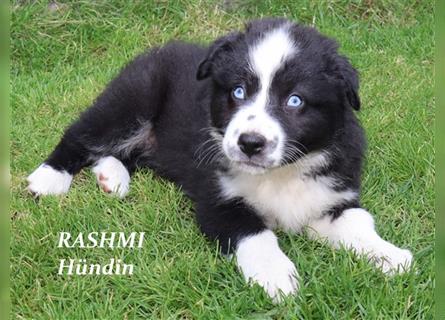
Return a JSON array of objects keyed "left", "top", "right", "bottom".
[{"left": 27, "top": 18, "right": 413, "bottom": 301}]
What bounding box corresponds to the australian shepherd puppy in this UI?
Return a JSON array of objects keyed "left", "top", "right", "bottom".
[{"left": 27, "top": 18, "right": 412, "bottom": 301}]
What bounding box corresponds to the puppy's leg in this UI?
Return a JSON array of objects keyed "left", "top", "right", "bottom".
[
  {"left": 236, "top": 230, "right": 299, "bottom": 302},
  {"left": 28, "top": 50, "right": 163, "bottom": 196},
  {"left": 307, "top": 208, "right": 413, "bottom": 274},
  {"left": 26, "top": 107, "right": 137, "bottom": 197},
  {"left": 27, "top": 132, "right": 90, "bottom": 196},
  {"left": 196, "top": 200, "right": 298, "bottom": 302}
]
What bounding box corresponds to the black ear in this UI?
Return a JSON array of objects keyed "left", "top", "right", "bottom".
[
  {"left": 196, "top": 32, "right": 242, "bottom": 80},
  {"left": 335, "top": 55, "right": 361, "bottom": 110}
]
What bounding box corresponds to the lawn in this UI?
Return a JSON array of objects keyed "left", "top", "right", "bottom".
[{"left": 10, "top": 1, "right": 434, "bottom": 319}]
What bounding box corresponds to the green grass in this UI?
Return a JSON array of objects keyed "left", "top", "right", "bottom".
[{"left": 10, "top": 1, "right": 434, "bottom": 318}]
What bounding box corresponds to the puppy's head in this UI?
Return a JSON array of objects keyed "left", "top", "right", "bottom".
[{"left": 197, "top": 18, "right": 360, "bottom": 174}]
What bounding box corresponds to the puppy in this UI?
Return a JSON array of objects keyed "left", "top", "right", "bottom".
[{"left": 27, "top": 18, "right": 413, "bottom": 301}]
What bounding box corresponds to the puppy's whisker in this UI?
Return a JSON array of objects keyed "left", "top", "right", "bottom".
[
  {"left": 195, "top": 139, "right": 214, "bottom": 157},
  {"left": 196, "top": 146, "right": 219, "bottom": 167},
  {"left": 194, "top": 127, "right": 223, "bottom": 161},
  {"left": 282, "top": 143, "right": 307, "bottom": 170},
  {"left": 285, "top": 139, "right": 308, "bottom": 154},
  {"left": 195, "top": 135, "right": 225, "bottom": 167}
]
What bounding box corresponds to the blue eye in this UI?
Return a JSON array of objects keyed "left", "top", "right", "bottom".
[
  {"left": 232, "top": 86, "right": 245, "bottom": 100},
  {"left": 287, "top": 95, "right": 303, "bottom": 108}
]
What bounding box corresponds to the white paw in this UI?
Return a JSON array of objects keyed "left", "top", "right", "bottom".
[
  {"left": 370, "top": 246, "right": 413, "bottom": 275},
  {"left": 92, "top": 156, "right": 130, "bottom": 198},
  {"left": 236, "top": 230, "right": 299, "bottom": 302},
  {"left": 307, "top": 208, "right": 414, "bottom": 276},
  {"left": 27, "top": 164, "right": 72, "bottom": 196}
]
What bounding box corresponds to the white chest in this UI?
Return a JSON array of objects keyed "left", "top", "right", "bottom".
[{"left": 218, "top": 163, "right": 356, "bottom": 232}]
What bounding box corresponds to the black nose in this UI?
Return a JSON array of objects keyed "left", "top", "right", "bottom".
[{"left": 237, "top": 133, "right": 267, "bottom": 157}]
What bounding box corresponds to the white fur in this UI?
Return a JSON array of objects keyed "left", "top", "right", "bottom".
[
  {"left": 236, "top": 230, "right": 298, "bottom": 302},
  {"left": 27, "top": 164, "right": 73, "bottom": 196},
  {"left": 112, "top": 121, "right": 153, "bottom": 158},
  {"left": 91, "top": 120, "right": 154, "bottom": 159},
  {"left": 249, "top": 25, "right": 296, "bottom": 93},
  {"left": 92, "top": 156, "right": 130, "bottom": 198},
  {"left": 222, "top": 26, "right": 296, "bottom": 169},
  {"left": 307, "top": 208, "right": 413, "bottom": 274},
  {"left": 219, "top": 152, "right": 357, "bottom": 232}
]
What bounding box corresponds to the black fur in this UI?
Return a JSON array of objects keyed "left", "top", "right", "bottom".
[{"left": 35, "top": 19, "right": 365, "bottom": 254}]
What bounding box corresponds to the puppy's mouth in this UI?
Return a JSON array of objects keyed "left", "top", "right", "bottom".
[
  {"left": 227, "top": 153, "right": 278, "bottom": 174},
  {"left": 234, "top": 159, "right": 267, "bottom": 169},
  {"left": 223, "top": 145, "right": 280, "bottom": 174},
  {"left": 231, "top": 160, "right": 270, "bottom": 174}
]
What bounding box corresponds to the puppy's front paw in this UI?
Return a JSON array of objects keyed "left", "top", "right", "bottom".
[
  {"left": 241, "top": 253, "right": 299, "bottom": 302},
  {"left": 236, "top": 230, "right": 299, "bottom": 302},
  {"left": 372, "top": 245, "right": 413, "bottom": 275},
  {"left": 92, "top": 156, "right": 130, "bottom": 198}
]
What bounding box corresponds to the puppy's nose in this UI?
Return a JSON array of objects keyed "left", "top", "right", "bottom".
[{"left": 238, "top": 133, "right": 266, "bottom": 157}]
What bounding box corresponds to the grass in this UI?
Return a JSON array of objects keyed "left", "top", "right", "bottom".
[{"left": 10, "top": 1, "right": 434, "bottom": 318}]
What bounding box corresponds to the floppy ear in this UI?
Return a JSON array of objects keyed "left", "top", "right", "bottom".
[
  {"left": 335, "top": 55, "right": 361, "bottom": 110},
  {"left": 196, "top": 32, "right": 242, "bottom": 80}
]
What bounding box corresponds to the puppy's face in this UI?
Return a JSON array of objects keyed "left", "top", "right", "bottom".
[{"left": 197, "top": 19, "right": 360, "bottom": 174}]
